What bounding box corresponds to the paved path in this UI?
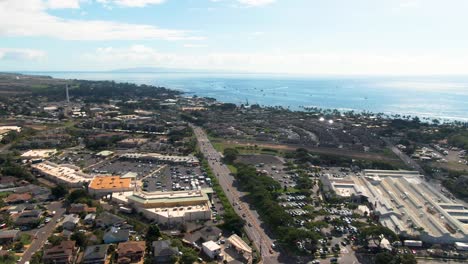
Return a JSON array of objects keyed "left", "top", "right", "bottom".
[
  {"left": 382, "top": 137, "right": 425, "bottom": 173},
  {"left": 18, "top": 201, "right": 65, "bottom": 264},
  {"left": 192, "top": 125, "right": 281, "bottom": 264}
]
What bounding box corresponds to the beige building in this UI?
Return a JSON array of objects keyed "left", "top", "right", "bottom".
[
  {"left": 112, "top": 189, "right": 213, "bottom": 224},
  {"left": 31, "top": 161, "right": 93, "bottom": 187}
]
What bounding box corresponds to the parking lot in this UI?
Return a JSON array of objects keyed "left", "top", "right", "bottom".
[
  {"left": 50, "top": 151, "right": 104, "bottom": 168},
  {"left": 142, "top": 164, "right": 211, "bottom": 192},
  {"left": 91, "top": 159, "right": 157, "bottom": 177}
]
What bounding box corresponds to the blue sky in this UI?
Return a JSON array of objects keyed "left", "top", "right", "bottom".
[{"left": 1, "top": 0, "right": 468, "bottom": 75}]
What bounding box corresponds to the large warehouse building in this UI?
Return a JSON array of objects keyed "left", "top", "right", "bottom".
[{"left": 322, "top": 169, "right": 468, "bottom": 244}]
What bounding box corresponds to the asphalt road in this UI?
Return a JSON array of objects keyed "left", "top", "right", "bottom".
[
  {"left": 382, "top": 137, "right": 424, "bottom": 173},
  {"left": 191, "top": 125, "right": 280, "bottom": 264},
  {"left": 18, "top": 201, "right": 66, "bottom": 264}
]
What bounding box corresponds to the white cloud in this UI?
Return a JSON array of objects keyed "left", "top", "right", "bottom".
[
  {"left": 183, "top": 44, "right": 208, "bottom": 48},
  {"left": 83, "top": 45, "right": 468, "bottom": 75},
  {"left": 0, "top": 0, "right": 202, "bottom": 41},
  {"left": 47, "top": 0, "right": 81, "bottom": 9},
  {"left": 238, "top": 0, "right": 275, "bottom": 7},
  {"left": 0, "top": 48, "right": 46, "bottom": 61},
  {"left": 97, "top": 0, "right": 166, "bottom": 8},
  {"left": 113, "top": 0, "right": 165, "bottom": 7}
]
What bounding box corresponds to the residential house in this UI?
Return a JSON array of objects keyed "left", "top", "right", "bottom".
[
  {"left": 0, "top": 230, "right": 20, "bottom": 245},
  {"left": 0, "top": 176, "right": 17, "bottom": 188},
  {"left": 42, "top": 240, "right": 78, "bottom": 264},
  {"left": 117, "top": 241, "right": 145, "bottom": 264},
  {"left": 103, "top": 228, "right": 129, "bottom": 244},
  {"left": 62, "top": 214, "right": 80, "bottom": 231},
  {"left": 96, "top": 212, "right": 125, "bottom": 228},
  {"left": 69, "top": 203, "right": 96, "bottom": 215},
  {"left": 82, "top": 244, "right": 110, "bottom": 264},
  {"left": 6, "top": 204, "right": 26, "bottom": 215},
  {"left": 5, "top": 193, "right": 32, "bottom": 204},
  {"left": 14, "top": 210, "right": 42, "bottom": 228},
  {"left": 198, "top": 226, "right": 222, "bottom": 242},
  {"left": 152, "top": 240, "right": 178, "bottom": 263}
]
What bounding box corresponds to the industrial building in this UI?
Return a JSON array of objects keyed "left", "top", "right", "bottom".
[{"left": 322, "top": 169, "right": 468, "bottom": 244}]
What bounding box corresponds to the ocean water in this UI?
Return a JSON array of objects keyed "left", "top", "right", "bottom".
[{"left": 27, "top": 72, "right": 468, "bottom": 122}]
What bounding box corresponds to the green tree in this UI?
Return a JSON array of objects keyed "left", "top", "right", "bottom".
[
  {"left": 51, "top": 184, "right": 68, "bottom": 198},
  {"left": 360, "top": 225, "right": 398, "bottom": 248},
  {"left": 71, "top": 231, "right": 88, "bottom": 248},
  {"left": 223, "top": 148, "right": 239, "bottom": 164},
  {"left": 375, "top": 251, "right": 394, "bottom": 264},
  {"left": 146, "top": 224, "right": 161, "bottom": 243}
]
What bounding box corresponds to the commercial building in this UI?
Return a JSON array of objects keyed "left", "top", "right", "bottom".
[
  {"left": 0, "top": 126, "right": 21, "bottom": 141},
  {"left": 31, "top": 161, "right": 93, "bottom": 187},
  {"left": 113, "top": 188, "right": 212, "bottom": 224},
  {"left": 323, "top": 169, "right": 468, "bottom": 244},
  {"left": 88, "top": 176, "right": 132, "bottom": 196},
  {"left": 120, "top": 153, "right": 199, "bottom": 166},
  {"left": 21, "top": 149, "right": 57, "bottom": 160}
]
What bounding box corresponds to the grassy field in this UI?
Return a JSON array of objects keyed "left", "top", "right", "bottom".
[
  {"left": 227, "top": 164, "right": 238, "bottom": 174},
  {"left": 211, "top": 138, "right": 288, "bottom": 156}
]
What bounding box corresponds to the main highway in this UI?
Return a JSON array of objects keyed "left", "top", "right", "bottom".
[{"left": 192, "top": 125, "right": 281, "bottom": 264}]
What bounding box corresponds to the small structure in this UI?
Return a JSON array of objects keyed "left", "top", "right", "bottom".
[
  {"left": 117, "top": 241, "right": 145, "bottom": 264},
  {"left": 202, "top": 240, "right": 221, "bottom": 259},
  {"left": 103, "top": 228, "right": 129, "bottom": 244},
  {"left": 84, "top": 213, "right": 96, "bottom": 225},
  {"left": 152, "top": 240, "right": 178, "bottom": 263},
  {"left": 42, "top": 240, "right": 78, "bottom": 264},
  {"left": 404, "top": 240, "right": 423, "bottom": 247},
  {"left": 96, "top": 150, "right": 114, "bottom": 157},
  {"left": 227, "top": 234, "right": 253, "bottom": 263},
  {"left": 83, "top": 244, "right": 110, "bottom": 264},
  {"left": 62, "top": 214, "right": 80, "bottom": 231},
  {"left": 455, "top": 242, "right": 468, "bottom": 251}
]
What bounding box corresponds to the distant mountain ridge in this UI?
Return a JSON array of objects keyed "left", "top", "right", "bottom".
[{"left": 110, "top": 67, "right": 255, "bottom": 74}]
